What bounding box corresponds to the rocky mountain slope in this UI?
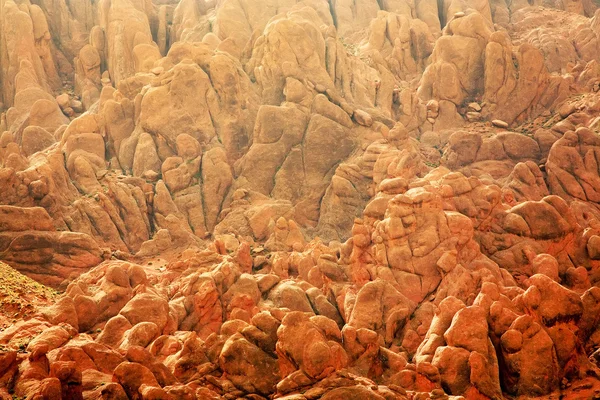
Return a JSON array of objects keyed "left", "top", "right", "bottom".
[{"left": 1, "top": 0, "right": 600, "bottom": 398}]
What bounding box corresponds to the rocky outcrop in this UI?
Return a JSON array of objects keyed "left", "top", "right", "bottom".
[{"left": 1, "top": 0, "right": 600, "bottom": 398}]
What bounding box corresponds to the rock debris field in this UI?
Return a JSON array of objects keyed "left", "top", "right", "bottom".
[{"left": 1, "top": 0, "right": 600, "bottom": 398}]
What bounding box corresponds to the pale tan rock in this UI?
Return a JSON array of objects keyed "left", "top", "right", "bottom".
[
  {"left": 140, "top": 62, "right": 218, "bottom": 146},
  {"left": 21, "top": 126, "right": 55, "bottom": 157},
  {"left": 132, "top": 132, "right": 161, "bottom": 177},
  {"left": 492, "top": 119, "right": 509, "bottom": 128}
]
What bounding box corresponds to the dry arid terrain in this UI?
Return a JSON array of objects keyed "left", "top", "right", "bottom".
[{"left": 1, "top": 0, "right": 600, "bottom": 398}]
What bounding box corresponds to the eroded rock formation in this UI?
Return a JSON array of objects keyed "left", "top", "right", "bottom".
[{"left": 1, "top": 0, "right": 600, "bottom": 398}]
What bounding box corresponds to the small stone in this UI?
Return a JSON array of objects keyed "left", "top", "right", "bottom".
[
  {"left": 466, "top": 111, "right": 481, "bottom": 121},
  {"left": 314, "top": 83, "right": 326, "bottom": 93},
  {"left": 352, "top": 110, "right": 373, "bottom": 126},
  {"left": 29, "top": 180, "right": 48, "bottom": 199},
  {"left": 427, "top": 99, "right": 440, "bottom": 113},
  {"left": 353, "top": 109, "right": 373, "bottom": 127},
  {"left": 70, "top": 99, "right": 83, "bottom": 113},
  {"left": 437, "top": 250, "right": 458, "bottom": 273},
  {"left": 340, "top": 101, "right": 354, "bottom": 115},
  {"left": 558, "top": 102, "right": 577, "bottom": 118},
  {"left": 142, "top": 170, "right": 159, "bottom": 181},
  {"left": 468, "top": 102, "right": 482, "bottom": 111},
  {"left": 388, "top": 384, "right": 407, "bottom": 395},
  {"left": 492, "top": 119, "right": 509, "bottom": 128},
  {"left": 454, "top": 11, "right": 465, "bottom": 17},
  {"left": 56, "top": 93, "right": 70, "bottom": 110}
]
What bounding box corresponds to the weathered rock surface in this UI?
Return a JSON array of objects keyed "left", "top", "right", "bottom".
[{"left": 1, "top": 0, "right": 600, "bottom": 398}]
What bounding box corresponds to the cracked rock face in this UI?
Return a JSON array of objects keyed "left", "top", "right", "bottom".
[{"left": 1, "top": 0, "right": 600, "bottom": 398}]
